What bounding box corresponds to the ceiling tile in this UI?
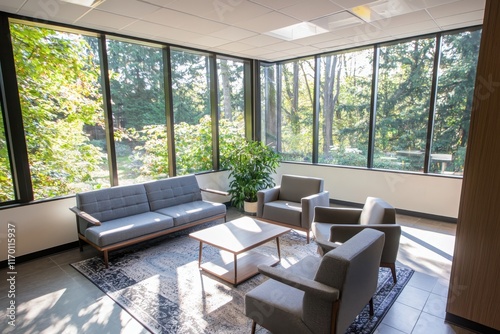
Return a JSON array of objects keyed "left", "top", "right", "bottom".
[
  {"left": 18, "top": 0, "right": 89, "bottom": 23},
  {"left": 239, "top": 34, "right": 283, "bottom": 47},
  {"left": 280, "top": 0, "right": 343, "bottom": 21},
  {"left": 435, "top": 10, "right": 484, "bottom": 27},
  {"left": 427, "top": 0, "right": 485, "bottom": 19},
  {"left": 313, "top": 37, "right": 354, "bottom": 49},
  {"left": 139, "top": 0, "right": 176, "bottom": 7},
  {"left": 189, "top": 35, "right": 229, "bottom": 48},
  {"left": 208, "top": 26, "right": 257, "bottom": 41},
  {"left": 144, "top": 8, "right": 229, "bottom": 34},
  {"left": 77, "top": 9, "right": 136, "bottom": 29},
  {"left": 238, "top": 11, "right": 300, "bottom": 34},
  {"left": 216, "top": 41, "right": 255, "bottom": 52},
  {"left": 202, "top": 1, "right": 273, "bottom": 25},
  {"left": 371, "top": 9, "right": 433, "bottom": 29},
  {"left": 249, "top": 0, "right": 303, "bottom": 10},
  {"left": 156, "top": 0, "right": 216, "bottom": 16},
  {"left": 96, "top": 0, "right": 160, "bottom": 18},
  {"left": 382, "top": 20, "right": 440, "bottom": 37},
  {"left": 0, "top": 0, "right": 26, "bottom": 13}
]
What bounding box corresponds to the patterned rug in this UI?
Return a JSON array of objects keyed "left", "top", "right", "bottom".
[{"left": 71, "top": 223, "right": 413, "bottom": 334}]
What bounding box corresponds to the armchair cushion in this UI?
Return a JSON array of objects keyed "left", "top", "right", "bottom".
[{"left": 260, "top": 200, "right": 302, "bottom": 227}]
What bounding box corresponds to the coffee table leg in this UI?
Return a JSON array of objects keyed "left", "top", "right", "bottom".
[
  {"left": 276, "top": 237, "right": 281, "bottom": 261},
  {"left": 198, "top": 241, "right": 203, "bottom": 268},
  {"left": 234, "top": 254, "right": 238, "bottom": 286}
]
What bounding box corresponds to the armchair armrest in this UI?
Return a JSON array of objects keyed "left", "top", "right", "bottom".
[
  {"left": 69, "top": 207, "right": 101, "bottom": 226},
  {"left": 257, "top": 187, "right": 280, "bottom": 217},
  {"left": 315, "top": 238, "right": 341, "bottom": 255},
  {"left": 301, "top": 191, "right": 330, "bottom": 229},
  {"left": 314, "top": 206, "right": 362, "bottom": 225},
  {"left": 257, "top": 264, "right": 339, "bottom": 302},
  {"left": 330, "top": 224, "right": 401, "bottom": 262}
]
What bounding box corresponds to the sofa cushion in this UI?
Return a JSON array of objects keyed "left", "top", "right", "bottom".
[
  {"left": 85, "top": 212, "right": 174, "bottom": 247},
  {"left": 262, "top": 200, "right": 302, "bottom": 227},
  {"left": 76, "top": 184, "right": 150, "bottom": 222},
  {"left": 144, "top": 175, "right": 203, "bottom": 211},
  {"left": 278, "top": 175, "right": 324, "bottom": 203},
  {"left": 154, "top": 200, "right": 226, "bottom": 227}
]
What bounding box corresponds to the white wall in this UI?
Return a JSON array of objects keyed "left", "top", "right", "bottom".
[
  {"left": 0, "top": 167, "right": 461, "bottom": 262},
  {"left": 0, "top": 197, "right": 77, "bottom": 262},
  {"left": 277, "top": 163, "right": 462, "bottom": 218}
]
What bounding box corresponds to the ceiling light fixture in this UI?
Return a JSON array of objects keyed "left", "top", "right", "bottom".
[
  {"left": 265, "top": 22, "right": 329, "bottom": 41},
  {"left": 61, "top": 0, "right": 106, "bottom": 8}
]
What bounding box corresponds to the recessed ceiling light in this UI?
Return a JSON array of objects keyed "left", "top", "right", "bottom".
[
  {"left": 61, "top": 0, "right": 106, "bottom": 8},
  {"left": 265, "top": 22, "right": 329, "bottom": 41},
  {"left": 312, "top": 11, "right": 364, "bottom": 31}
]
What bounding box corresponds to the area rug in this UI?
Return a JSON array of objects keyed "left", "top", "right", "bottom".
[{"left": 71, "top": 223, "right": 413, "bottom": 334}]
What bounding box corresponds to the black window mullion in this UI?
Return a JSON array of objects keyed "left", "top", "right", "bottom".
[
  {"left": 97, "top": 35, "right": 119, "bottom": 186},
  {"left": 313, "top": 55, "right": 321, "bottom": 164},
  {"left": 163, "top": 47, "right": 176, "bottom": 177},
  {"left": 367, "top": 45, "right": 380, "bottom": 169},
  {"left": 0, "top": 14, "right": 33, "bottom": 202},
  {"left": 208, "top": 54, "right": 219, "bottom": 171},
  {"left": 424, "top": 34, "right": 443, "bottom": 173}
]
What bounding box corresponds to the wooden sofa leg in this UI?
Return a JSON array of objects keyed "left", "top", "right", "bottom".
[
  {"left": 251, "top": 320, "right": 256, "bottom": 334},
  {"left": 369, "top": 298, "right": 374, "bottom": 316},
  {"left": 78, "top": 239, "right": 84, "bottom": 252},
  {"left": 306, "top": 230, "right": 310, "bottom": 244},
  {"left": 103, "top": 250, "right": 109, "bottom": 268}
]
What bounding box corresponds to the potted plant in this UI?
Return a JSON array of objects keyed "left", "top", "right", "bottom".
[{"left": 227, "top": 140, "right": 280, "bottom": 214}]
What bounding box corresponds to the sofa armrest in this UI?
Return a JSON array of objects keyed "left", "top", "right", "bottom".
[
  {"left": 200, "top": 188, "right": 230, "bottom": 196},
  {"left": 69, "top": 207, "right": 101, "bottom": 226},
  {"left": 301, "top": 191, "right": 330, "bottom": 229},
  {"left": 257, "top": 264, "right": 339, "bottom": 301},
  {"left": 257, "top": 187, "right": 280, "bottom": 217},
  {"left": 314, "top": 206, "right": 362, "bottom": 225}
]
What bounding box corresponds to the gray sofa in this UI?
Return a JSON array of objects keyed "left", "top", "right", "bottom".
[{"left": 70, "top": 174, "right": 226, "bottom": 267}]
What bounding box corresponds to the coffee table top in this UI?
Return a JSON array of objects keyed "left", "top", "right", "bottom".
[{"left": 189, "top": 217, "right": 290, "bottom": 254}]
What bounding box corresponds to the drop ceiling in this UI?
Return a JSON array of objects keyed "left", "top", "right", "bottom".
[{"left": 0, "top": 0, "right": 485, "bottom": 61}]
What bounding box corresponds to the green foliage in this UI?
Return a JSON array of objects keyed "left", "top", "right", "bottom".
[
  {"left": 9, "top": 24, "right": 107, "bottom": 199},
  {"left": 227, "top": 140, "right": 280, "bottom": 209}
]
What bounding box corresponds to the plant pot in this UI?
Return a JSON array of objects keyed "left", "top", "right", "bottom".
[{"left": 244, "top": 201, "right": 257, "bottom": 215}]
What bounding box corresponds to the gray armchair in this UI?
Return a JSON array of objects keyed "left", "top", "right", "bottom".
[
  {"left": 257, "top": 174, "right": 329, "bottom": 243},
  {"left": 244, "top": 228, "right": 385, "bottom": 334},
  {"left": 311, "top": 197, "right": 401, "bottom": 283}
]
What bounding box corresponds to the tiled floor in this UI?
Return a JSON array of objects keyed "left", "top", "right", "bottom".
[{"left": 0, "top": 208, "right": 477, "bottom": 334}]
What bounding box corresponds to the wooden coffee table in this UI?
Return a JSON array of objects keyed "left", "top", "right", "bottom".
[{"left": 189, "top": 217, "right": 291, "bottom": 286}]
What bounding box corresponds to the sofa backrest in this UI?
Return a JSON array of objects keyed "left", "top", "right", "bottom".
[
  {"left": 144, "top": 174, "right": 202, "bottom": 211},
  {"left": 76, "top": 184, "right": 150, "bottom": 222},
  {"left": 278, "top": 174, "right": 324, "bottom": 203},
  {"left": 359, "top": 197, "right": 396, "bottom": 225}
]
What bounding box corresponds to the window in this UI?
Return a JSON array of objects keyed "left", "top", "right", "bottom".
[
  {"left": 279, "top": 58, "right": 315, "bottom": 162},
  {"left": 11, "top": 23, "right": 107, "bottom": 200},
  {"left": 0, "top": 101, "right": 14, "bottom": 202},
  {"left": 430, "top": 30, "right": 481, "bottom": 175},
  {"left": 319, "top": 48, "right": 373, "bottom": 167},
  {"left": 170, "top": 49, "right": 213, "bottom": 175},
  {"left": 217, "top": 57, "right": 246, "bottom": 169},
  {"left": 106, "top": 39, "right": 167, "bottom": 183},
  {"left": 374, "top": 38, "right": 436, "bottom": 172}
]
